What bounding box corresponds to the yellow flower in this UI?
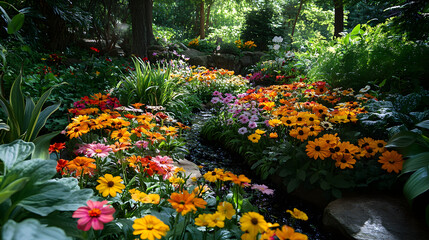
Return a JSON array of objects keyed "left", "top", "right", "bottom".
[
  {"left": 195, "top": 213, "right": 211, "bottom": 227},
  {"left": 248, "top": 133, "right": 261, "bottom": 143},
  {"left": 133, "top": 215, "right": 170, "bottom": 240},
  {"left": 96, "top": 174, "right": 125, "bottom": 197},
  {"left": 207, "top": 212, "right": 225, "bottom": 228},
  {"left": 203, "top": 168, "right": 224, "bottom": 182},
  {"left": 110, "top": 128, "right": 131, "bottom": 142},
  {"left": 286, "top": 208, "right": 308, "bottom": 221},
  {"left": 275, "top": 225, "right": 308, "bottom": 240},
  {"left": 269, "top": 132, "right": 278, "bottom": 138},
  {"left": 142, "top": 194, "right": 161, "bottom": 204},
  {"left": 240, "top": 212, "right": 268, "bottom": 236},
  {"left": 255, "top": 129, "right": 266, "bottom": 135},
  {"left": 217, "top": 202, "right": 236, "bottom": 219}
]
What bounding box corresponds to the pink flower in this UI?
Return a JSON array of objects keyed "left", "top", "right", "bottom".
[
  {"left": 85, "top": 143, "right": 112, "bottom": 158},
  {"left": 251, "top": 184, "right": 275, "bottom": 195},
  {"left": 135, "top": 140, "right": 149, "bottom": 149},
  {"left": 72, "top": 200, "right": 115, "bottom": 231}
]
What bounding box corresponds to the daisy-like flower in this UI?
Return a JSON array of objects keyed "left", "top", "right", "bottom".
[
  {"left": 217, "top": 202, "right": 236, "bottom": 219},
  {"left": 251, "top": 184, "right": 275, "bottom": 195},
  {"left": 240, "top": 212, "right": 268, "bottom": 237},
  {"left": 133, "top": 215, "right": 170, "bottom": 240},
  {"left": 373, "top": 140, "right": 387, "bottom": 153},
  {"left": 286, "top": 208, "right": 308, "bottom": 221},
  {"left": 248, "top": 121, "right": 258, "bottom": 129},
  {"left": 203, "top": 168, "right": 225, "bottom": 182},
  {"left": 195, "top": 213, "right": 211, "bottom": 227},
  {"left": 168, "top": 190, "right": 207, "bottom": 215},
  {"left": 275, "top": 225, "right": 308, "bottom": 240},
  {"left": 378, "top": 150, "right": 404, "bottom": 173},
  {"left": 270, "top": 132, "right": 278, "bottom": 138},
  {"left": 56, "top": 159, "right": 69, "bottom": 175},
  {"left": 255, "top": 129, "right": 266, "bottom": 135},
  {"left": 49, "top": 142, "right": 66, "bottom": 153},
  {"left": 72, "top": 200, "right": 115, "bottom": 231},
  {"left": 96, "top": 174, "right": 126, "bottom": 197},
  {"left": 306, "top": 139, "right": 330, "bottom": 160},
  {"left": 289, "top": 127, "right": 310, "bottom": 142},
  {"left": 85, "top": 143, "right": 112, "bottom": 158},
  {"left": 248, "top": 133, "right": 261, "bottom": 143},
  {"left": 320, "top": 121, "right": 333, "bottom": 130},
  {"left": 335, "top": 154, "right": 356, "bottom": 169},
  {"left": 207, "top": 212, "right": 225, "bottom": 228},
  {"left": 67, "top": 156, "right": 96, "bottom": 176},
  {"left": 110, "top": 128, "right": 131, "bottom": 142},
  {"left": 229, "top": 174, "right": 251, "bottom": 186}
]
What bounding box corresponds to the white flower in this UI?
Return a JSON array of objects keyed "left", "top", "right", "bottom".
[
  {"left": 273, "top": 44, "right": 280, "bottom": 51},
  {"left": 276, "top": 57, "right": 285, "bottom": 63},
  {"left": 272, "top": 36, "right": 283, "bottom": 43},
  {"left": 285, "top": 51, "right": 294, "bottom": 58},
  {"left": 359, "top": 85, "right": 371, "bottom": 93}
]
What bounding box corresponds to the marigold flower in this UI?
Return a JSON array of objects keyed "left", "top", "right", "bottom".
[
  {"left": 240, "top": 212, "right": 268, "bottom": 237},
  {"left": 133, "top": 215, "right": 170, "bottom": 240},
  {"left": 96, "top": 174, "right": 126, "bottom": 197},
  {"left": 72, "top": 200, "right": 115, "bottom": 231},
  {"left": 378, "top": 150, "right": 403, "bottom": 173}
]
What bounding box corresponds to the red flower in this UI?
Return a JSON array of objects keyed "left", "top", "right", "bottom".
[
  {"left": 142, "top": 57, "right": 149, "bottom": 61},
  {"left": 90, "top": 47, "right": 100, "bottom": 53},
  {"left": 49, "top": 142, "right": 66, "bottom": 153},
  {"left": 56, "top": 159, "right": 69, "bottom": 175},
  {"left": 105, "top": 58, "right": 112, "bottom": 62}
]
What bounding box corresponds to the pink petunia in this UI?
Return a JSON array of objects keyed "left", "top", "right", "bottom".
[{"left": 72, "top": 200, "right": 115, "bottom": 231}]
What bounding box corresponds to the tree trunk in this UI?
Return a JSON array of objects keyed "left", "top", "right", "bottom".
[
  {"left": 129, "top": 0, "right": 148, "bottom": 57},
  {"left": 334, "top": 0, "right": 344, "bottom": 38},
  {"left": 205, "top": 3, "right": 212, "bottom": 33},
  {"left": 144, "top": 0, "right": 154, "bottom": 46},
  {"left": 291, "top": 0, "right": 304, "bottom": 40},
  {"left": 199, "top": 2, "right": 205, "bottom": 39}
]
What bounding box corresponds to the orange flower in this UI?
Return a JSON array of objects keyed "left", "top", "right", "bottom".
[
  {"left": 67, "top": 156, "right": 96, "bottom": 176},
  {"left": 168, "top": 190, "right": 207, "bottom": 215},
  {"left": 110, "top": 141, "right": 132, "bottom": 152},
  {"left": 49, "top": 142, "right": 66, "bottom": 153},
  {"left": 289, "top": 127, "right": 310, "bottom": 142},
  {"left": 110, "top": 128, "right": 131, "bottom": 142},
  {"left": 378, "top": 150, "right": 403, "bottom": 173}
]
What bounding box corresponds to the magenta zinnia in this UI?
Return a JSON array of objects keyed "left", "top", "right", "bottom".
[
  {"left": 85, "top": 143, "right": 112, "bottom": 158},
  {"left": 72, "top": 200, "right": 115, "bottom": 231}
]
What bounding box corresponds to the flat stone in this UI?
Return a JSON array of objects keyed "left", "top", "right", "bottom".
[
  {"left": 323, "top": 195, "right": 429, "bottom": 240},
  {"left": 172, "top": 159, "right": 202, "bottom": 185}
]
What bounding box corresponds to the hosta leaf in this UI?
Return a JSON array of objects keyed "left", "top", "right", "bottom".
[
  {"left": 404, "top": 166, "right": 429, "bottom": 201},
  {"left": 2, "top": 219, "right": 71, "bottom": 240},
  {"left": 402, "top": 152, "right": 429, "bottom": 174},
  {"left": 0, "top": 140, "right": 34, "bottom": 170}
]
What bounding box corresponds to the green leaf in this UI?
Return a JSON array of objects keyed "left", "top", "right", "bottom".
[
  {"left": 32, "top": 131, "right": 61, "bottom": 159},
  {"left": 7, "top": 13, "right": 24, "bottom": 35},
  {"left": 19, "top": 178, "right": 93, "bottom": 216},
  {"left": 0, "top": 122, "right": 10, "bottom": 131},
  {"left": 416, "top": 120, "right": 429, "bottom": 130},
  {"left": 386, "top": 131, "right": 420, "bottom": 148},
  {"left": 297, "top": 169, "right": 306, "bottom": 181},
  {"left": 403, "top": 166, "right": 429, "bottom": 201},
  {"left": 320, "top": 180, "right": 330, "bottom": 190},
  {"left": 309, "top": 172, "right": 319, "bottom": 184},
  {"left": 2, "top": 219, "right": 71, "bottom": 240},
  {"left": 287, "top": 179, "right": 300, "bottom": 193},
  {"left": 0, "top": 140, "right": 34, "bottom": 170},
  {"left": 0, "top": 177, "right": 29, "bottom": 204},
  {"left": 9, "top": 74, "right": 25, "bottom": 131},
  {"left": 402, "top": 152, "right": 429, "bottom": 174}
]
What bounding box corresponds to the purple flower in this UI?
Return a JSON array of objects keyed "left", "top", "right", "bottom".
[
  {"left": 238, "top": 114, "right": 249, "bottom": 124},
  {"left": 250, "top": 115, "right": 259, "bottom": 122},
  {"left": 248, "top": 121, "right": 257, "bottom": 129},
  {"left": 251, "top": 184, "right": 274, "bottom": 195},
  {"left": 152, "top": 52, "right": 158, "bottom": 56},
  {"left": 211, "top": 97, "right": 220, "bottom": 104},
  {"left": 238, "top": 127, "right": 248, "bottom": 135},
  {"left": 135, "top": 140, "right": 149, "bottom": 149},
  {"left": 85, "top": 143, "right": 112, "bottom": 158},
  {"left": 213, "top": 91, "right": 221, "bottom": 96}
]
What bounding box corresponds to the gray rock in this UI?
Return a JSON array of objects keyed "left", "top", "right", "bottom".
[
  {"left": 182, "top": 49, "right": 207, "bottom": 58},
  {"left": 172, "top": 159, "right": 202, "bottom": 185},
  {"left": 323, "top": 195, "right": 429, "bottom": 240}
]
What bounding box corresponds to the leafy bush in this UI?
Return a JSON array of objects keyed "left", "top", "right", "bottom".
[
  {"left": 217, "top": 41, "right": 241, "bottom": 56},
  {"left": 241, "top": 4, "right": 276, "bottom": 51},
  {"left": 297, "top": 22, "right": 429, "bottom": 93}
]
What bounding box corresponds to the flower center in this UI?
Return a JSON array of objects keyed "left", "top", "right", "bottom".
[
  {"left": 298, "top": 130, "right": 304, "bottom": 135},
  {"left": 88, "top": 208, "right": 101, "bottom": 217},
  {"left": 95, "top": 149, "right": 103, "bottom": 153},
  {"left": 378, "top": 143, "right": 384, "bottom": 148},
  {"left": 315, "top": 146, "right": 321, "bottom": 151},
  {"left": 107, "top": 181, "right": 115, "bottom": 187},
  {"left": 146, "top": 223, "right": 154, "bottom": 230},
  {"left": 251, "top": 218, "right": 258, "bottom": 225}
]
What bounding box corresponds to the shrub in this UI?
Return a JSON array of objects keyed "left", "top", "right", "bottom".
[{"left": 240, "top": 4, "right": 276, "bottom": 51}]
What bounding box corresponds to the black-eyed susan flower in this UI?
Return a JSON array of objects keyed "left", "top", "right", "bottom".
[
  {"left": 289, "top": 127, "right": 310, "bottom": 142},
  {"left": 240, "top": 212, "right": 268, "bottom": 237},
  {"left": 96, "top": 174, "right": 125, "bottom": 197},
  {"left": 335, "top": 154, "right": 356, "bottom": 169},
  {"left": 378, "top": 150, "right": 404, "bottom": 173},
  {"left": 217, "top": 202, "right": 236, "bottom": 219},
  {"left": 306, "top": 139, "right": 330, "bottom": 160}
]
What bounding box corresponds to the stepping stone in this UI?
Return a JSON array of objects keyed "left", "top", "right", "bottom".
[
  {"left": 323, "top": 195, "right": 429, "bottom": 240},
  {"left": 172, "top": 159, "right": 202, "bottom": 185}
]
